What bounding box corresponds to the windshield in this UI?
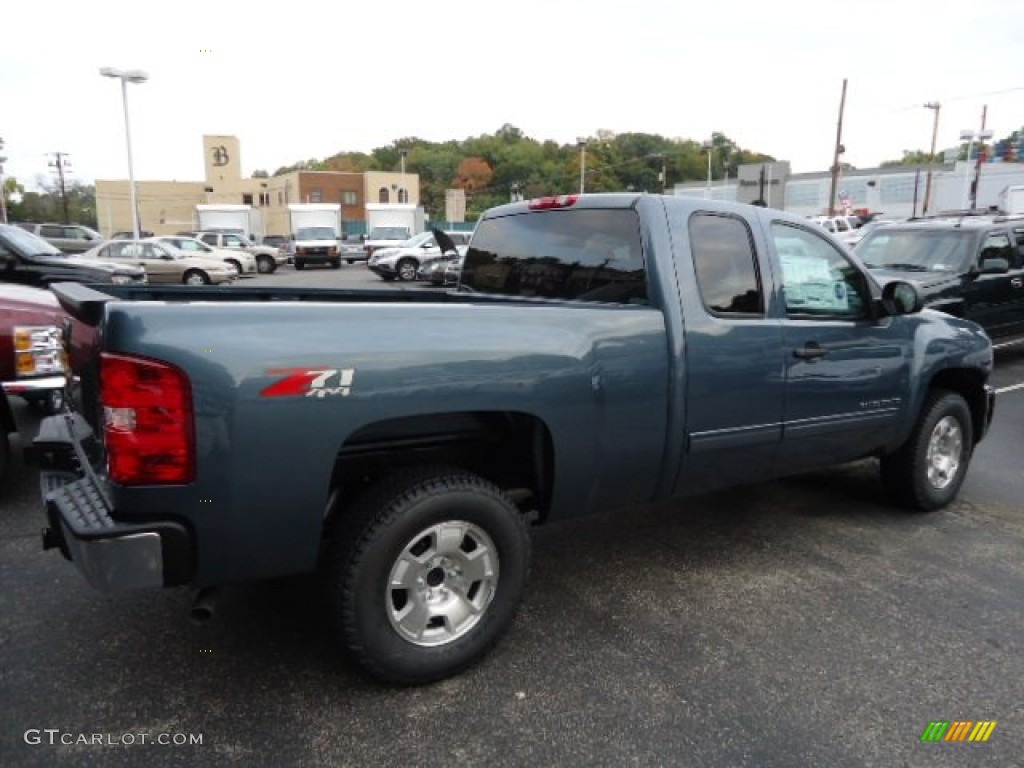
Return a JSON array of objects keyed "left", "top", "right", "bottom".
[
  {"left": 295, "top": 227, "right": 338, "bottom": 240},
  {"left": 369, "top": 227, "right": 410, "bottom": 241},
  {"left": 2, "top": 226, "right": 64, "bottom": 257},
  {"left": 398, "top": 232, "right": 434, "bottom": 248},
  {"left": 858, "top": 229, "right": 972, "bottom": 272}
]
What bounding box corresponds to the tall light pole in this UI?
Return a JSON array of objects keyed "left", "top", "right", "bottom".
[
  {"left": 399, "top": 148, "right": 408, "bottom": 203},
  {"left": 702, "top": 139, "right": 714, "bottom": 199},
  {"left": 922, "top": 101, "right": 941, "bottom": 216},
  {"left": 577, "top": 138, "right": 587, "bottom": 195},
  {"left": 0, "top": 137, "right": 8, "bottom": 224},
  {"left": 647, "top": 153, "right": 667, "bottom": 193},
  {"left": 100, "top": 67, "right": 149, "bottom": 240}
]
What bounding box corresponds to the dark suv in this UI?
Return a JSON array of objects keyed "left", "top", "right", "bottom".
[
  {"left": 0, "top": 224, "right": 146, "bottom": 287},
  {"left": 856, "top": 213, "right": 1024, "bottom": 340}
]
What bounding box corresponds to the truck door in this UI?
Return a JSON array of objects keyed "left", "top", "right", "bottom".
[
  {"left": 672, "top": 211, "right": 786, "bottom": 495},
  {"left": 768, "top": 221, "right": 910, "bottom": 474},
  {"left": 962, "top": 230, "right": 1024, "bottom": 337}
]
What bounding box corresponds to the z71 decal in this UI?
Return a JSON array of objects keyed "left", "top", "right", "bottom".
[{"left": 260, "top": 368, "right": 356, "bottom": 398}]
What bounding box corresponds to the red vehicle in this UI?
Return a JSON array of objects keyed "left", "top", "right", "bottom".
[{"left": 0, "top": 284, "right": 74, "bottom": 487}]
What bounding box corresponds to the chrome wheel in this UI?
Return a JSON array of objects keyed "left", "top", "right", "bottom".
[
  {"left": 925, "top": 415, "right": 962, "bottom": 490},
  {"left": 386, "top": 520, "right": 499, "bottom": 647}
]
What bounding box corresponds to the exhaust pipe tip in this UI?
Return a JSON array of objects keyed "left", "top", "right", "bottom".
[{"left": 190, "top": 587, "right": 220, "bottom": 624}]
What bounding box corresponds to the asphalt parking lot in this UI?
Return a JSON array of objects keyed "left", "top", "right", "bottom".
[{"left": 2, "top": 264, "right": 1022, "bottom": 767}]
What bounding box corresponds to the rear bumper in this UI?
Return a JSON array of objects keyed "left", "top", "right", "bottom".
[{"left": 35, "top": 413, "right": 192, "bottom": 592}]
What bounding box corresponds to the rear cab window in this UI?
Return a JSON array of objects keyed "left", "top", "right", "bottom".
[{"left": 461, "top": 209, "right": 647, "bottom": 305}]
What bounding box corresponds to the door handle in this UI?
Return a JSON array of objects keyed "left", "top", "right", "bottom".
[
  {"left": 793, "top": 343, "right": 827, "bottom": 360},
  {"left": 1012, "top": 277, "right": 1022, "bottom": 288}
]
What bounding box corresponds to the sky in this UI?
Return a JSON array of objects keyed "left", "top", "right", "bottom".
[{"left": 2, "top": 0, "right": 1022, "bottom": 192}]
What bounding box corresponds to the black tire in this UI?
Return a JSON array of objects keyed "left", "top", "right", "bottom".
[
  {"left": 330, "top": 259, "right": 341, "bottom": 269},
  {"left": 396, "top": 258, "right": 418, "bottom": 282},
  {"left": 880, "top": 389, "right": 973, "bottom": 511},
  {"left": 183, "top": 270, "right": 210, "bottom": 286},
  {"left": 328, "top": 466, "right": 531, "bottom": 684},
  {"left": 346, "top": 259, "right": 356, "bottom": 265},
  {"left": 257, "top": 256, "right": 275, "bottom": 274},
  {"left": 294, "top": 261, "right": 305, "bottom": 271}
]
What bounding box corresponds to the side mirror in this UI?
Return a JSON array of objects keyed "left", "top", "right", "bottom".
[
  {"left": 880, "top": 280, "right": 923, "bottom": 316},
  {"left": 979, "top": 257, "right": 1009, "bottom": 274}
]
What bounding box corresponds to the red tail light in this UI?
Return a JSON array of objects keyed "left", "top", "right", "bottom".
[
  {"left": 101, "top": 352, "right": 195, "bottom": 485},
  {"left": 528, "top": 195, "right": 580, "bottom": 210}
]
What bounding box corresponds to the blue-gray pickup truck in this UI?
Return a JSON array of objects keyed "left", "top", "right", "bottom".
[{"left": 35, "top": 194, "right": 995, "bottom": 683}]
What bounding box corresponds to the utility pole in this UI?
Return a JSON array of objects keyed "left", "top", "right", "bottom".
[
  {"left": 0, "top": 136, "right": 8, "bottom": 224},
  {"left": 49, "top": 151, "right": 72, "bottom": 223},
  {"left": 969, "top": 105, "right": 988, "bottom": 210},
  {"left": 828, "top": 78, "right": 848, "bottom": 216},
  {"left": 922, "top": 102, "right": 941, "bottom": 215}
]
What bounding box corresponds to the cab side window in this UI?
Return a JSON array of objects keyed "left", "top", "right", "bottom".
[
  {"left": 979, "top": 232, "right": 1014, "bottom": 268},
  {"left": 771, "top": 222, "right": 869, "bottom": 320},
  {"left": 689, "top": 213, "right": 763, "bottom": 315}
]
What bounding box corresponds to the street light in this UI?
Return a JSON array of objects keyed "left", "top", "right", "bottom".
[
  {"left": 0, "top": 138, "right": 8, "bottom": 224},
  {"left": 922, "top": 101, "right": 941, "bottom": 216},
  {"left": 399, "top": 148, "right": 408, "bottom": 203},
  {"left": 959, "top": 127, "right": 993, "bottom": 209},
  {"left": 100, "top": 67, "right": 148, "bottom": 239},
  {"left": 577, "top": 137, "right": 588, "bottom": 195},
  {"left": 701, "top": 139, "right": 714, "bottom": 199}
]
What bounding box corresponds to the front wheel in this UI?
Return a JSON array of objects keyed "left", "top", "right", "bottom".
[
  {"left": 183, "top": 270, "right": 210, "bottom": 286},
  {"left": 880, "top": 390, "right": 973, "bottom": 511},
  {"left": 397, "top": 258, "right": 418, "bottom": 282},
  {"left": 328, "top": 467, "right": 531, "bottom": 684},
  {"left": 256, "top": 255, "right": 276, "bottom": 274}
]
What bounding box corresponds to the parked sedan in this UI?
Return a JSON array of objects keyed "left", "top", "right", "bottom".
[
  {"left": 149, "top": 236, "right": 257, "bottom": 276},
  {"left": 80, "top": 240, "right": 237, "bottom": 285}
]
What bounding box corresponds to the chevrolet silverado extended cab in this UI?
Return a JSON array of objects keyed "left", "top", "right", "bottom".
[{"left": 35, "top": 194, "right": 995, "bottom": 684}]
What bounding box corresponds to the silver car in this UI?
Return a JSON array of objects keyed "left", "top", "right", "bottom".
[
  {"left": 149, "top": 236, "right": 257, "bottom": 275},
  {"left": 80, "top": 240, "right": 237, "bottom": 285}
]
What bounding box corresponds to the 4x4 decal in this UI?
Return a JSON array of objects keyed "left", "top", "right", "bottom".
[{"left": 260, "top": 368, "right": 355, "bottom": 398}]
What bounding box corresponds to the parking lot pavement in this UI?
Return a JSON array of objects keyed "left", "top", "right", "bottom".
[{"left": 2, "top": 284, "right": 1022, "bottom": 767}]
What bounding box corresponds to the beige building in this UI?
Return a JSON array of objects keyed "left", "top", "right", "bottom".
[{"left": 95, "top": 135, "right": 419, "bottom": 238}]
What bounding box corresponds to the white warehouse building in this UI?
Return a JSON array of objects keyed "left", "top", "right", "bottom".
[{"left": 672, "top": 160, "right": 1024, "bottom": 219}]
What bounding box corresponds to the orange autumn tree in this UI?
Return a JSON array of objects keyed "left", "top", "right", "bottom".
[{"left": 454, "top": 157, "right": 493, "bottom": 195}]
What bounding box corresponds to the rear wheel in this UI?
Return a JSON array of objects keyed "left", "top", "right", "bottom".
[
  {"left": 294, "top": 260, "right": 305, "bottom": 271},
  {"left": 257, "top": 255, "right": 275, "bottom": 274},
  {"left": 880, "top": 390, "right": 973, "bottom": 511},
  {"left": 328, "top": 466, "right": 531, "bottom": 684},
  {"left": 331, "top": 259, "right": 341, "bottom": 269}
]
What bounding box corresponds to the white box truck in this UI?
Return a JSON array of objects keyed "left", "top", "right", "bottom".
[
  {"left": 288, "top": 203, "right": 343, "bottom": 270},
  {"left": 999, "top": 185, "right": 1024, "bottom": 215},
  {"left": 363, "top": 204, "right": 426, "bottom": 258},
  {"left": 194, "top": 205, "right": 264, "bottom": 242}
]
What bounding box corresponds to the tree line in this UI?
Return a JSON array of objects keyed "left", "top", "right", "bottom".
[{"left": 4, "top": 123, "right": 1020, "bottom": 226}]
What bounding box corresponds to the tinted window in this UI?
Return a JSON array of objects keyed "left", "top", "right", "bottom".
[
  {"left": 461, "top": 209, "right": 646, "bottom": 304},
  {"left": 771, "top": 222, "right": 869, "bottom": 319},
  {"left": 40, "top": 225, "right": 64, "bottom": 238},
  {"left": 858, "top": 229, "right": 972, "bottom": 273},
  {"left": 979, "top": 232, "right": 1013, "bottom": 267},
  {"left": 689, "top": 213, "right": 763, "bottom": 315}
]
